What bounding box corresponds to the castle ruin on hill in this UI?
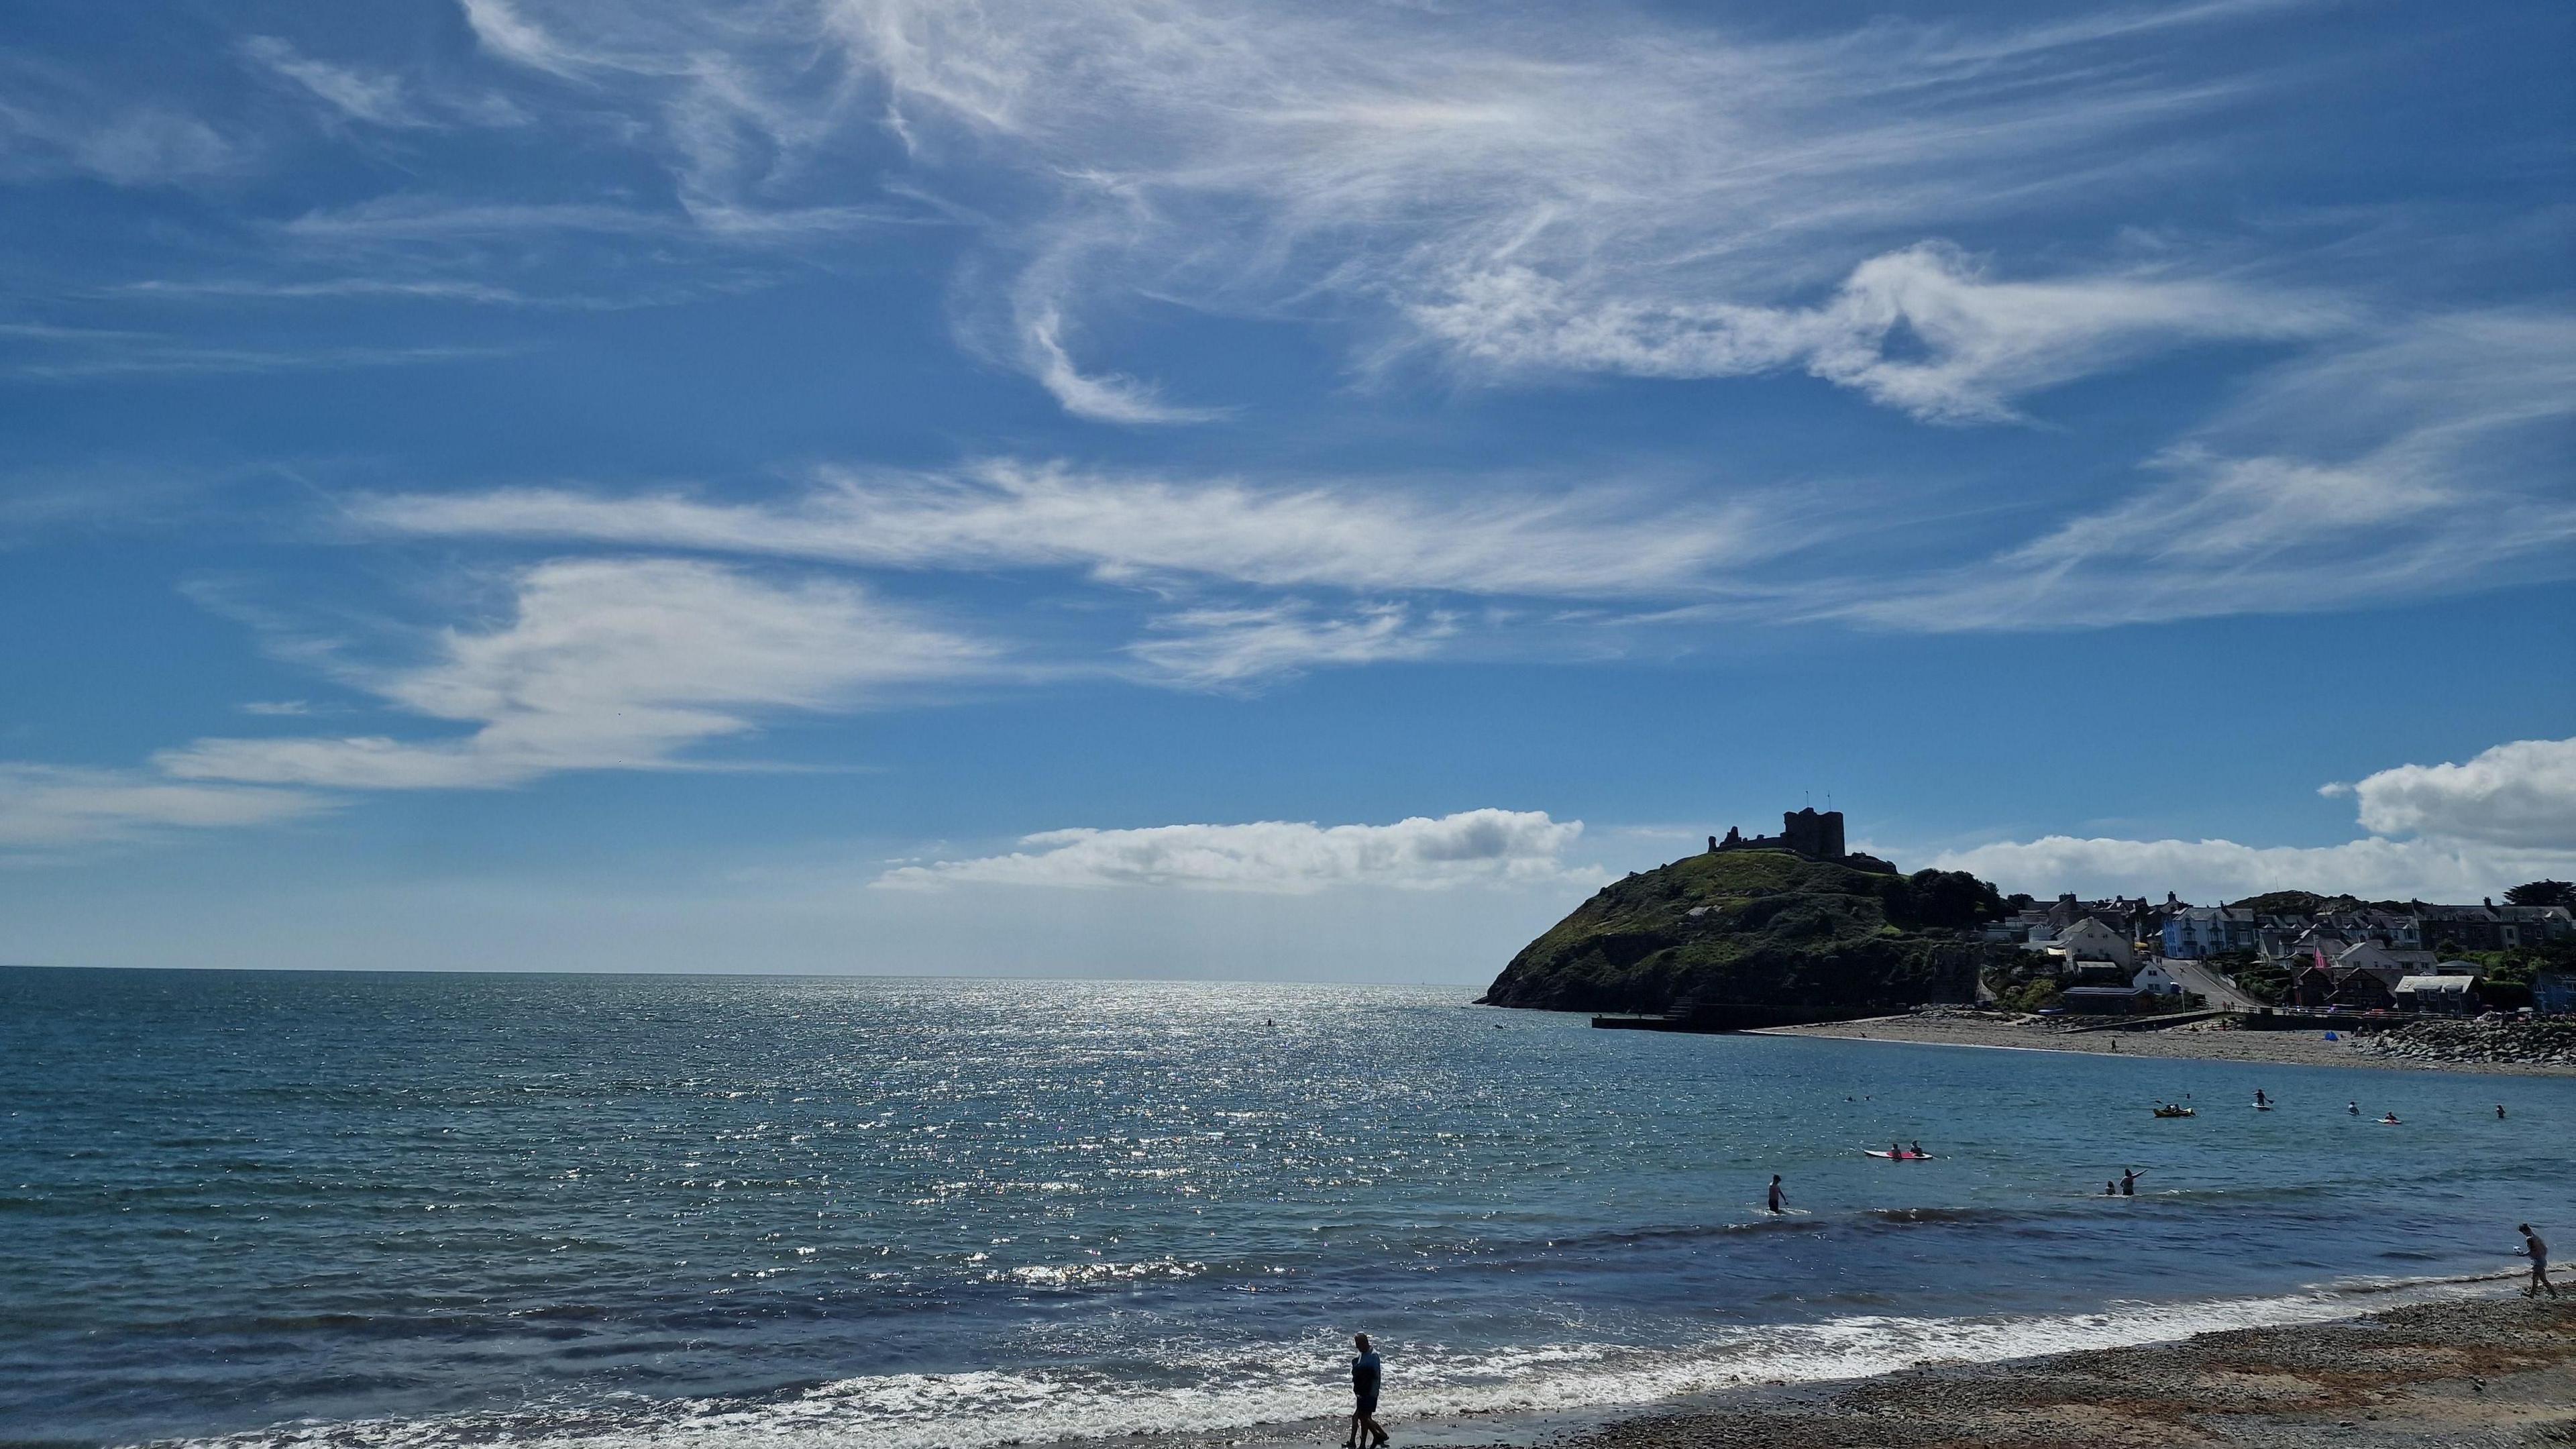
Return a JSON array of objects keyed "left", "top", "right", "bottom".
[
  {"left": 1711, "top": 806, "right": 1845, "bottom": 860},
  {"left": 1707, "top": 807, "right": 1895, "bottom": 873}
]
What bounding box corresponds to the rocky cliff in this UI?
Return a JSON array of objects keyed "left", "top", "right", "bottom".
[{"left": 1478, "top": 849, "right": 2009, "bottom": 1017}]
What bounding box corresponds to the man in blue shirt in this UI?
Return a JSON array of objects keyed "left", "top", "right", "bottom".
[{"left": 1344, "top": 1332, "right": 1387, "bottom": 1448}]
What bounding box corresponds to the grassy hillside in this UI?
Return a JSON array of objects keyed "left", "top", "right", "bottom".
[{"left": 1477, "top": 849, "right": 2008, "bottom": 1016}]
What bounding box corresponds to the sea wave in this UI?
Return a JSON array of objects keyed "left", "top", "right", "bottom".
[{"left": 138, "top": 1272, "right": 2516, "bottom": 1449}]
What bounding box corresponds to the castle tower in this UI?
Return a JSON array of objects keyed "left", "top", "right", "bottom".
[{"left": 1779, "top": 808, "right": 1845, "bottom": 860}]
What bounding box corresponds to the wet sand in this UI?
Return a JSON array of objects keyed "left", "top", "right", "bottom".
[
  {"left": 1536, "top": 1295, "right": 2574, "bottom": 1449},
  {"left": 1752, "top": 1014, "right": 2576, "bottom": 1077}
]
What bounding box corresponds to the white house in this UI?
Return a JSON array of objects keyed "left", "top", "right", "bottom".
[
  {"left": 2336, "top": 941, "right": 2436, "bottom": 989},
  {"left": 2051, "top": 916, "right": 2135, "bottom": 969},
  {"left": 2131, "top": 963, "right": 2182, "bottom": 997},
  {"left": 2393, "top": 974, "right": 2478, "bottom": 1013}
]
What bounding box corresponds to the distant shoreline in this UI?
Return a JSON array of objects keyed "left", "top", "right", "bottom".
[{"left": 1750, "top": 1012, "right": 2576, "bottom": 1077}]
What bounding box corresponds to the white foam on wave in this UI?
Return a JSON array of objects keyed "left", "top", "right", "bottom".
[{"left": 154, "top": 1271, "right": 2514, "bottom": 1449}]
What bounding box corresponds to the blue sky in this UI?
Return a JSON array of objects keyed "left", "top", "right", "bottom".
[{"left": 2, "top": 0, "right": 2570, "bottom": 979}]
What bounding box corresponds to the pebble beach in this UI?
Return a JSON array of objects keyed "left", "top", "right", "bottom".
[
  {"left": 1756, "top": 1012, "right": 2576, "bottom": 1077},
  {"left": 1523, "top": 1295, "right": 2574, "bottom": 1449}
]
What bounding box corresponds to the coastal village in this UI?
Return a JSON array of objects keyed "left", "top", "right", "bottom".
[
  {"left": 1994, "top": 886, "right": 2575, "bottom": 1016},
  {"left": 1693, "top": 806, "right": 2576, "bottom": 1020}
]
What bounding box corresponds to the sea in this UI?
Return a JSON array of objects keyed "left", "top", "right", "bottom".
[{"left": 3, "top": 967, "right": 2568, "bottom": 1449}]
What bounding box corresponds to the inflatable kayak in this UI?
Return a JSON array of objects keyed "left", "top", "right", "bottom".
[{"left": 1864, "top": 1150, "right": 1934, "bottom": 1160}]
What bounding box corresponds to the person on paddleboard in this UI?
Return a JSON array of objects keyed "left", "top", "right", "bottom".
[
  {"left": 2254, "top": 1089, "right": 2269, "bottom": 1108},
  {"left": 1909, "top": 1141, "right": 1925, "bottom": 1158},
  {"left": 1767, "top": 1175, "right": 1786, "bottom": 1214},
  {"left": 2120, "top": 1168, "right": 2140, "bottom": 1196}
]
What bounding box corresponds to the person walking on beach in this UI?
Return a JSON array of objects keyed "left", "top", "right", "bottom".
[
  {"left": 2520, "top": 1226, "right": 2559, "bottom": 1299},
  {"left": 1766, "top": 1175, "right": 1786, "bottom": 1214},
  {"left": 1345, "top": 1332, "right": 1387, "bottom": 1448}
]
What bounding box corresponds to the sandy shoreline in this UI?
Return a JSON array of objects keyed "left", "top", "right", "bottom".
[
  {"left": 1522, "top": 1295, "right": 2576, "bottom": 1449},
  {"left": 1105, "top": 1292, "right": 2572, "bottom": 1449},
  {"left": 1748, "top": 1013, "right": 2576, "bottom": 1077}
]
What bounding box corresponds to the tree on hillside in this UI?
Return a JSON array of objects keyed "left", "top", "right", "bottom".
[
  {"left": 2504, "top": 880, "right": 2575, "bottom": 908},
  {"left": 2229, "top": 890, "right": 2324, "bottom": 916},
  {"left": 2208, "top": 948, "right": 2290, "bottom": 1006}
]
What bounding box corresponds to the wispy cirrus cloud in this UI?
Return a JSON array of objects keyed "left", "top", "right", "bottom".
[
  {"left": 348, "top": 459, "right": 1788, "bottom": 599},
  {"left": 1021, "top": 305, "right": 1229, "bottom": 425},
  {"left": 1833, "top": 311, "right": 2576, "bottom": 629},
  {"left": 1126, "top": 602, "right": 1455, "bottom": 688},
  {"left": 0, "top": 57, "right": 238, "bottom": 187},
  {"left": 1414, "top": 244, "right": 2342, "bottom": 424},
  {"left": 411, "top": 0, "right": 2337, "bottom": 421},
  {"left": 241, "top": 36, "right": 435, "bottom": 130},
  {"left": 1, "top": 335, "right": 519, "bottom": 382},
  {"left": 158, "top": 557, "right": 994, "bottom": 790},
  {"left": 878, "top": 808, "right": 1598, "bottom": 892},
  {"left": 0, "top": 764, "right": 327, "bottom": 855}
]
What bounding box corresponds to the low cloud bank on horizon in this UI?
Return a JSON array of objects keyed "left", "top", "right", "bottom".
[
  {"left": 877, "top": 809, "right": 1601, "bottom": 894},
  {"left": 867, "top": 737, "right": 2576, "bottom": 904},
  {"left": 1930, "top": 737, "right": 2576, "bottom": 902}
]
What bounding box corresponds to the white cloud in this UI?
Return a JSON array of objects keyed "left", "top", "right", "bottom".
[
  {"left": 1836, "top": 311, "right": 2576, "bottom": 629},
  {"left": 350, "top": 460, "right": 1780, "bottom": 599},
  {"left": 0, "top": 765, "right": 325, "bottom": 853},
  {"left": 3, "top": 339, "right": 517, "bottom": 382},
  {"left": 0, "top": 76, "right": 236, "bottom": 187},
  {"left": 458, "top": 0, "right": 588, "bottom": 78},
  {"left": 241, "top": 37, "right": 429, "bottom": 129},
  {"left": 432, "top": 0, "right": 2325, "bottom": 418},
  {"left": 1931, "top": 735, "right": 2576, "bottom": 900},
  {"left": 157, "top": 557, "right": 993, "bottom": 790},
  {"left": 1022, "top": 305, "right": 1225, "bottom": 425},
  {"left": 2332, "top": 737, "right": 2576, "bottom": 851},
  {"left": 1413, "top": 244, "right": 2338, "bottom": 424},
  {"left": 1127, "top": 602, "right": 1452, "bottom": 688},
  {"left": 878, "top": 808, "right": 1598, "bottom": 892},
  {"left": 1927, "top": 833, "right": 2571, "bottom": 905}
]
